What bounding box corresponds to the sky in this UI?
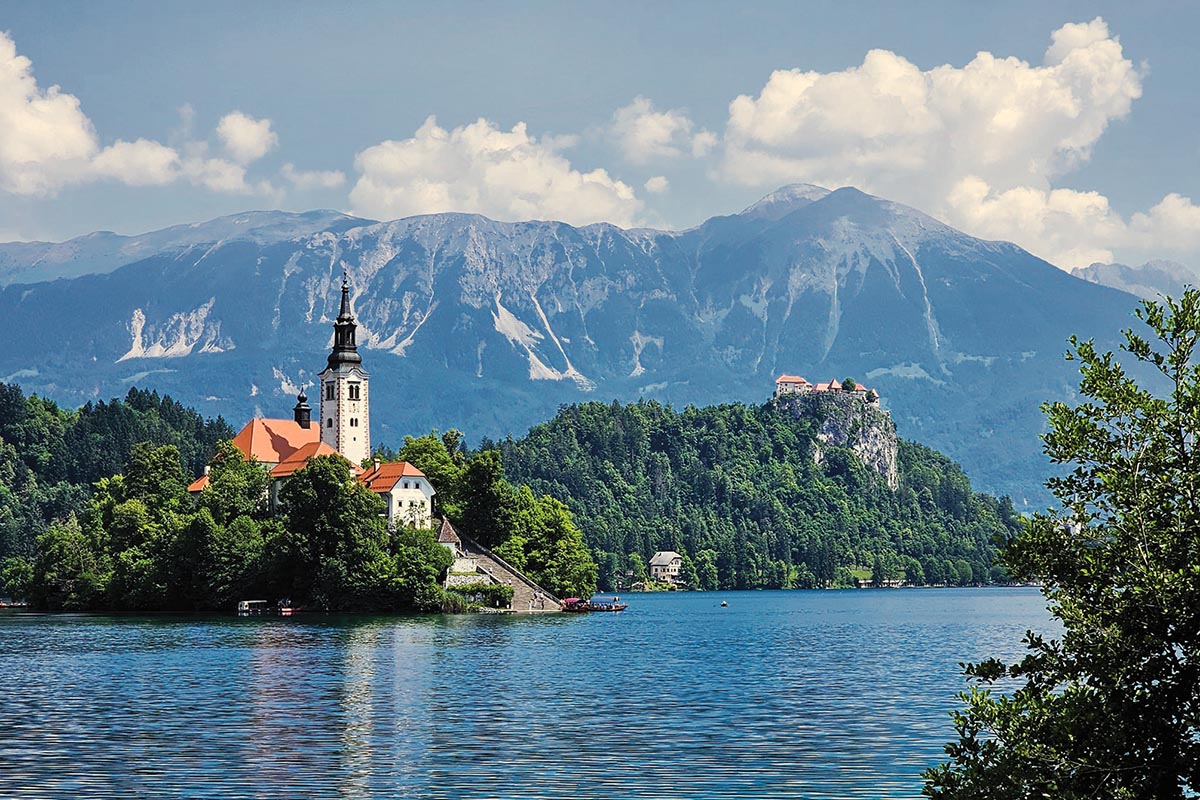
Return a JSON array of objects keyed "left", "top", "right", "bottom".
[{"left": 0, "top": 0, "right": 1197, "bottom": 271}]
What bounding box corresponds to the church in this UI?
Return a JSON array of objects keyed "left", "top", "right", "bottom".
[{"left": 188, "top": 276, "right": 435, "bottom": 529}]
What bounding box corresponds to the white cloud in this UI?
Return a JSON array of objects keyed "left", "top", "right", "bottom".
[
  {"left": 0, "top": 31, "right": 99, "bottom": 194},
  {"left": 349, "top": 116, "right": 642, "bottom": 227},
  {"left": 714, "top": 17, "right": 1193, "bottom": 269},
  {"left": 216, "top": 111, "right": 278, "bottom": 164},
  {"left": 92, "top": 139, "right": 180, "bottom": 186},
  {"left": 1129, "top": 194, "right": 1200, "bottom": 255},
  {"left": 945, "top": 177, "right": 1124, "bottom": 267},
  {"left": 644, "top": 176, "right": 670, "bottom": 194},
  {"left": 281, "top": 162, "right": 346, "bottom": 190},
  {"left": 723, "top": 17, "right": 1142, "bottom": 200},
  {"left": 945, "top": 177, "right": 1200, "bottom": 268},
  {"left": 181, "top": 155, "right": 251, "bottom": 194},
  {"left": 0, "top": 32, "right": 299, "bottom": 203},
  {"left": 610, "top": 96, "right": 716, "bottom": 164}
]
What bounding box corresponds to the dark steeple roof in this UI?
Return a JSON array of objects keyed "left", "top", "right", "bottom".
[
  {"left": 327, "top": 274, "right": 362, "bottom": 368},
  {"left": 292, "top": 389, "right": 311, "bottom": 428}
]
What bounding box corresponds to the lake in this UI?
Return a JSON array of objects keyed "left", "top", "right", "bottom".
[{"left": 0, "top": 588, "right": 1054, "bottom": 799}]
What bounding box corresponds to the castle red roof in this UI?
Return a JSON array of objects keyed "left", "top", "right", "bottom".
[
  {"left": 359, "top": 461, "right": 428, "bottom": 493},
  {"left": 775, "top": 374, "right": 808, "bottom": 384},
  {"left": 187, "top": 475, "right": 210, "bottom": 493}
]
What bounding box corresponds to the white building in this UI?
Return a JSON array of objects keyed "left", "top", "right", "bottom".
[
  {"left": 649, "top": 551, "right": 683, "bottom": 584},
  {"left": 774, "top": 374, "right": 811, "bottom": 396},
  {"left": 360, "top": 460, "right": 436, "bottom": 529}
]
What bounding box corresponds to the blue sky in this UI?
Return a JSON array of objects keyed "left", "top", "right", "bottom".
[{"left": 0, "top": 1, "right": 1197, "bottom": 270}]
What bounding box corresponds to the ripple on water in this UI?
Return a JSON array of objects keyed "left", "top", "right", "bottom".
[{"left": 0, "top": 589, "right": 1054, "bottom": 799}]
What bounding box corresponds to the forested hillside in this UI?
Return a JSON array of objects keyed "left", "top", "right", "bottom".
[
  {"left": 0, "top": 383, "right": 232, "bottom": 562},
  {"left": 496, "top": 400, "right": 1022, "bottom": 590}
]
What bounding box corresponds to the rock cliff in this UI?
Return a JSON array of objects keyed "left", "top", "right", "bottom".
[{"left": 774, "top": 392, "right": 899, "bottom": 490}]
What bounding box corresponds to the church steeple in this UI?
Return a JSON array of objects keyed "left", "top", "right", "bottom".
[
  {"left": 327, "top": 274, "right": 362, "bottom": 368},
  {"left": 317, "top": 271, "right": 370, "bottom": 466}
]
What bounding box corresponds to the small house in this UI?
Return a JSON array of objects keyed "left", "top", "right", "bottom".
[{"left": 649, "top": 551, "right": 683, "bottom": 584}]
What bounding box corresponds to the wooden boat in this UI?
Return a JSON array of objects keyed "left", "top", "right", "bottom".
[{"left": 560, "top": 597, "right": 627, "bottom": 613}]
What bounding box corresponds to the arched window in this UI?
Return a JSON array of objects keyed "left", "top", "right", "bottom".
[
  {"left": 326, "top": 418, "right": 333, "bottom": 428},
  {"left": 325, "top": 383, "right": 334, "bottom": 401}
]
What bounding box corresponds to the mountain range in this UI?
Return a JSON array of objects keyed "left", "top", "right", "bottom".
[
  {"left": 1074, "top": 259, "right": 1199, "bottom": 300},
  {"left": 0, "top": 185, "right": 1145, "bottom": 504}
]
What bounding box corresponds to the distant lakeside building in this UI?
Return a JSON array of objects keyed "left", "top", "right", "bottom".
[
  {"left": 187, "top": 277, "right": 433, "bottom": 529},
  {"left": 649, "top": 551, "right": 683, "bottom": 585}
]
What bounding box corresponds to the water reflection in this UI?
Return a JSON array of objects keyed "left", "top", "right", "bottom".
[{"left": 0, "top": 589, "right": 1054, "bottom": 799}]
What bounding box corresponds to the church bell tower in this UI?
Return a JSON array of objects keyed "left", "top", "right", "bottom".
[{"left": 318, "top": 275, "right": 370, "bottom": 465}]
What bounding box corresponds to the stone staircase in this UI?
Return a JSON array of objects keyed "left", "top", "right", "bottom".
[{"left": 457, "top": 534, "right": 560, "bottom": 613}]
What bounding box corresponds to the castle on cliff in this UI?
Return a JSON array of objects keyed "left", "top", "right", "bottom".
[{"left": 774, "top": 374, "right": 880, "bottom": 404}]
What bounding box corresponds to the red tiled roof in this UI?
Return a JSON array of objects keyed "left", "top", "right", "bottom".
[
  {"left": 268, "top": 441, "right": 347, "bottom": 479},
  {"left": 359, "top": 461, "right": 428, "bottom": 493},
  {"left": 187, "top": 474, "right": 210, "bottom": 493},
  {"left": 231, "top": 418, "right": 320, "bottom": 465},
  {"left": 775, "top": 374, "right": 808, "bottom": 384},
  {"left": 828, "top": 378, "right": 842, "bottom": 390}
]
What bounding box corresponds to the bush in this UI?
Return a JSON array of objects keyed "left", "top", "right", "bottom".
[{"left": 451, "top": 581, "right": 514, "bottom": 608}]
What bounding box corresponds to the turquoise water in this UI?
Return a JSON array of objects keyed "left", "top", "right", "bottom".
[{"left": 0, "top": 588, "right": 1053, "bottom": 799}]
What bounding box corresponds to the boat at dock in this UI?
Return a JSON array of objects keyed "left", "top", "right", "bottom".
[
  {"left": 561, "top": 597, "right": 627, "bottom": 613},
  {"left": 236, "top": 600, "right": 294, "bottom": 617}
]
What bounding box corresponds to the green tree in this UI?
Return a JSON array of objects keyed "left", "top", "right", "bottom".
[
  {"left": 29, "top": 516, "right": 108, "bottom": 611},
  {"left": 678, "top": 553, "right": 699, "bottom": 590},
  {"left": 627, "top": 552, "right": 648, "bottom": 585},
  {"left": 275, "top": 454, "right": 391, "bottom": 608},
  {"left": 695, "top": 549, "right": 719, "bottom": 591},
  {"left": 459, "top": 450, "right": 515, "bottom": 547},
  {"left": 387, "top": 526, "right": 454, "bottom": 610},
  {"left": 200, "top": 440, "right": 270, "bottom": 524},
  {"left": 506, "top": 488, "right": 597, "bottom": 598},
  {"left": 393, "top": 430, "right": 468, "bottom": 518},
  {"left": 924, "top": 291, "right": 1200, "bottom": 799},
  {"left": 0, "top": 556, "right": 32, "bottom": 600},
  {"left": 841, "top": 377, "right": 857, "bottom": 391}
]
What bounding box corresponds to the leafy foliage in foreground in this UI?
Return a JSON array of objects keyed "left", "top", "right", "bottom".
[
  {"left": 495, "top": 400, "right": 1020, "bottom": 590},
  {"left": 923, "top": 292, "right": 1200, "bottom": 799}
]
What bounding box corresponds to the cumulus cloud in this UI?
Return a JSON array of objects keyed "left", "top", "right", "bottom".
[
  {"left": 944, "top": 178, "right": 1200, "bottom": 268},
  {"left": 92, "top": 139, "right": 180, "bottom": 186},
  {"left": 644, "top": 176, "right": 670, "bottom": 194},
  {"left": 349, "top": 116, "right": 642, "bottom": 227},
  {"left": 216, "top": 111, "right": 278, "bottom": 164},
  {"left": 715, "top": 17, "right": 1191, "bottom": 268},
  {"left": 281, "top": 162, "right": 346, "bottom": 190},
  {"left": 0, "top": 31, "right": 309, "bottom": 203},
  {"left": 0, "top": 31, "right": 99, "bottom": 194},
  {"left": 610, "top": 96, "right": 717, "bottom": 163}
]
